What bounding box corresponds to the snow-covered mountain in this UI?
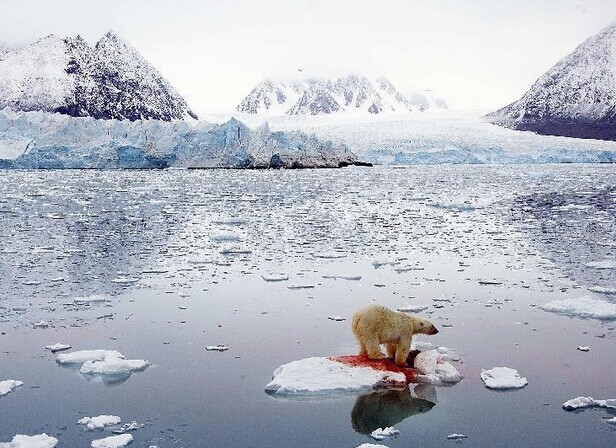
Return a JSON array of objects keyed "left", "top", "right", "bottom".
[
  {"left": 237, "top": 75, "right": 448, "bottom": 115},
  {"left": 486, "top": 22, "right": 616, "bottom": 140},
  {"left": 0, "top": 31, "right": 197, "bottom": 121}
]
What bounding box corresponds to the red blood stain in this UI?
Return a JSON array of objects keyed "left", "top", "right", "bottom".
[{"left": 329, "top": 354, "right": 418, "bottom": 384}]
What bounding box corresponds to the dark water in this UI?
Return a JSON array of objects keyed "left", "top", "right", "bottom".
[{"left": 1, "top": 165, "right": 615, "bottom": 447}]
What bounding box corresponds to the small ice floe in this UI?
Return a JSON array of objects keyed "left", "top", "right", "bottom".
[
  {"left": 261, "top": 273, "right": 289, "bottom": 282},
  {"left": 313, "top": 251, "right": 346, "bottom": 259},
  {"left": 585, "top": 260, "right": 616, "bottom": 270},
  {"left": 206, "top": 345, "right": 229, "bottom": 352},
  {"left": 539, "top": 297, "right": 616, "bottom": 320},
  {"left": 607, "top": 417, "right": 616, "bottom": 424},
  {"left": 414, "top": 351, "right": 463, "bottom": 385},
  {"left": 219, "top": 246, "right": 252, "bottom": 255},
  {"left": 112, "top": 421, "right": 144, "bottom": 434},
  {"left": 322, "top": 274, "right": 362, "bottom": 281},
  {"left": 287, "top": 284, "right": 315, "bottom": 290},
  {"left": 396, "top": 305, "right": 429, "bottom": 313},
  {"left": 110, "top": 277, "right": 140, "bottom": 286},
  {"left": 478, "top": 280, "right": 503, "bottom": 286},
  {"left": 80, "top": 356, "right": 149, "bottom": 376},
  {"left": 562, "top": 396, "right": 616, "bottom": 411},
  {"left": 90, "top": 434, "right": 133, "bottom": 448},
  {"left": 33, "top": 320, "right": 50, "bottom": 329},
  {"left": 73, "top": 295, "right": 109, "bottom": 305},
  {"left": 209, "top": 231, "right": 240, "bottom": 242},
  {"left": 577, "top": 346, "right": 590, "bottom": 352},
  {"left": 588, "top": 286, "right": 616, "bottom": 295},
  {"left": 56, "top": 350, "right": 124, "bottom": 365},
  {"left": 45, "top": 343, "right": 72, "bottom": 353},
  {"left": 356, "top": 444, "right": 388, "bottom": 448},
  {"left": 0, "top": 433, "right": 58, "bottom": 448},
  {"left": 57, "top": 350, "right": 149, "bottom": 380},
  {"left": 0, "top": 380, "right": 23, "bottom": 397},
  {"left": 327, "top": 316, "right": 346, "bottom": 322},
  {"left": 78, "top": 415, "right": 121, "bottom": 430},
  {"left": 480, "top": 367, "right": 528, "bottom": 390},
  {"left": 447, "top": 434, "right": 469, "bottom": 440},
  {"left": 370, "top": 427, "right": 399, "bottom": 441},
  {"left": 265, "top": 357, "right": 407, "bottom": 397}
]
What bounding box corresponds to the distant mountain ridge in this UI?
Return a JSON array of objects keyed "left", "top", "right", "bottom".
[
  {"left": 0, "top": 31, "right": 197, "bottom": 121},
  {"left": 237, "top": 75, "right": 448, "bottom": 115},
  {"left": 486, "top": 22, "right": 616, "bottom": 140}
]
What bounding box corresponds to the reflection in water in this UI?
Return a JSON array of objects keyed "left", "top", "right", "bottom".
[{"left": 351, "top": 385, "right": 437, "bottom": 434}]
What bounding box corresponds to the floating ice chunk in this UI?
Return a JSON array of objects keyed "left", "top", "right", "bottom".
[
  {"left": 45, "top": 343, "right": 72, "bottom": 353},
  {"left": 588, "top": 286, "right": 616, "bottom": 295},
  {"left": 0, "top": 434, "right": 58, "bottom": 448},
  {"left": 56, "top": 350, "right": 124, "bottom": 365},
  {"left": 110, "top": 277, "right": 140, "bottom": 285},
  {"left": 313, "top": 251, "right": 346, "bottom": 259},
  {"left": 219, "top": 246, "right": 251, "bottom": 255},
  {"left": 577, "top": 346, "right": 590, "bottom": 352},
  {"left": 80, "top": 356, "right": 149, "bottom": 376},
  {"left": 540, "top": 297, "right": 616, "bottom": 320},
  {"left": 287, "top": 284, "right": 315, "bottom": 290},
  {"left": 480, "top": 367, "right": 528, "bottom": 390},
  {"left": 562, "top": 397, "right": 616, "bottom": 411},
  {"left": 0, "top": 380, "right": 23, "bottom": 397},
  {"left": 78, "top": 415, "right": 121, "bottom": 430},
  {"left": 327, "top": 316, "right": 346, "bottom": 321},
  {"left": 209, "top": 232, "right": 241, "bottom": 242},
  {"left": 607, "top": 417, "right": 616, "bottom": 424},
  {"left": 322, "top": 274, "right": 362, "bottom": 281},
  {"left": 206, "top": 345, "right": 229, "bottom": 352},
  {"left": 356, "top": 445, "right": 389, "bottom": 448},
  {"left": 90, "top": 434, "right": 133, "bottom": 448},
  {"left": 370, "top": 427, "right": 399, "bottom": 440},
  {"left": 33, "top": 320, "right": 50, "bottom": 328},
  {"left": 585, "top": 260, "right": 616, "bottom": 269},
  {"left": 447, "top": 434, "right": 469, "bottom": 440},
  {"left": 396, "top": 304, "right": 429, "bottom": 313},
  {"left": 112, "top": 421, "right": 144, "bottom": 434},
  {"left": 265, "top": 357, "right": 406, "bottom": 397},
  {"left": 414, "top": 350, "right": 463, "bottom": 385},
  {"left": 261, "top": 273, "right": 289, "bottom": 282},
  {"left": 73, "top": 295, "right": 109, "bottom": 305}
]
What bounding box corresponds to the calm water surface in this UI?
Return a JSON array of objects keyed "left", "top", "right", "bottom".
[{"left": 1, "top": 165, "right": 615, "bottom": 447}]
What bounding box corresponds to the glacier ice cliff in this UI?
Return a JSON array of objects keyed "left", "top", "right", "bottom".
[{"left": 0, "top": 109, "right": 357, "bottom": 169}]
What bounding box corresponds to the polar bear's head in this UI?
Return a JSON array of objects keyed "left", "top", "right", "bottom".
[{"left": 413, "top": 318, "right": 439, "bottom": 335}]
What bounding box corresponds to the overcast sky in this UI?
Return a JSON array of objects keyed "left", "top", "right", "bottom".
[{"left": 1, "top": 0, "right": 615, "bottom": 114}]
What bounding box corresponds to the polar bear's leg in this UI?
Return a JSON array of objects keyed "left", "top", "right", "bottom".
[
  {"left": 386, "top": 343, "right": 397, "bottom": 358},
  {"left": 394, "top": 335, "right": 412, "bottom": 366},
  {"left": 365, "top": 337, "right": 386, "bottom": 360},
  {"left": 355, "top": 335, "right": 367, "bottom": 356}
]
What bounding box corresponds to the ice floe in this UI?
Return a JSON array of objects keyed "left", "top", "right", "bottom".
[
  {"left": 78, "top": 415, "right": 121, "bottom": 430},
  {"left": 112, "top": 421, "right": 144, "bottom": 434},
  {"left": 480, "top": 367, "right": 528, "bottom": 390},
  {"left": 261, "top": 273, "right": 289, "bottom": 282},
  {"left": 370, "top": 427, "right": 399, "bottom": 441},
  {"left": 396, "top": 304, "right": 429, "bottom": 313},
  {"left": 447, "top": 434, "right": 469, "bottom": 440},
  {"left": 0, "top": 434, "right": 58, "bottom": 448},
  {"left": 265, "top": 352, "right": 462, "bottom": 397},
  {"left": 322, "top": 274, "right": 362, "bottom": 281},
  {"left": 588, "top": 286, "right": 616, "bottom": 295},
  {"left": 356, "top": 445, "right": 388, "bottom": 448},
  {"left": 0, "top": 379, "right": 23, "bottom": 397},
  {"left": 80, "top": 356, "right": 149, "bottom": 376},
  {"left": 56, "top": 350, "right": 149, "bottom": 380},
  {"left": 45, "top": 343, "right": 72, "bottom": 353},
  {"left": 414, "top": 350, "right": 464, "bottom": 385},
  {"left": 585, "top": 260, "right": 616, "bottom": 269},
  {"left": 577, "top": 346, "right": 590, "bottom": 352},
  {"left": 327, "top": 316, "right": 346, "bottom": 321},
  {"left": 562, "top": 396, "right": 616, "bottom": 411},
  {"left": 73, "top": 295, "right": 110, "bottom": 305},
  {"left": 206, "top": 345, "right": 229, "bottom": 352},
  {"left": 90, "top": 434, "right": 133, "bottom": 448},
  {"left": 540, "top": 297, "right": 616, "bottom": 320}
]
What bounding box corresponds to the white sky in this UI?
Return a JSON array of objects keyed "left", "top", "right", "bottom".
[{"left": 1, "top": 0, "right": 615, "bottom": 115}]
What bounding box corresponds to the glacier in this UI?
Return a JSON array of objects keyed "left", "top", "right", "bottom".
[{"left": 0, "top": 108, "right": 357, "bottom": 169}]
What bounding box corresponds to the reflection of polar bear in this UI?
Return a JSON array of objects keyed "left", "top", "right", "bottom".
[
  {"left": 351, "top": 386, "right": 436, "bottom": 434},
  {"left": 352, "top": 305, "right": 439, "bottom": 366}
]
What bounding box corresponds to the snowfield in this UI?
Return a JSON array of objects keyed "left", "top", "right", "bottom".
[{"left": 203, "top": 110, "right": 616, "bottom": 165}]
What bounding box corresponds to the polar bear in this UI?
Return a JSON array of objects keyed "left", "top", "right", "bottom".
[{"left": 352, "top": 305, "right": 439, "bottom": 367}]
